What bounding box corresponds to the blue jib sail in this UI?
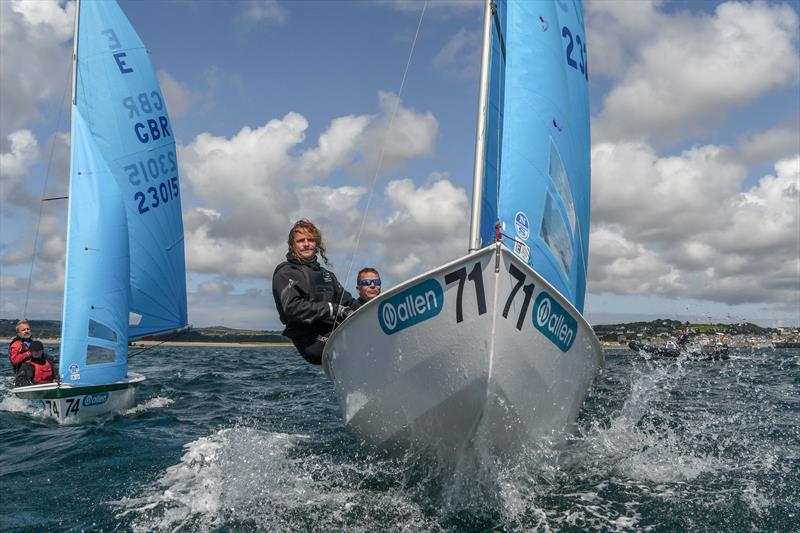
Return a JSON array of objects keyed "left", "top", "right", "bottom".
[
  {"left": 60, "top": 0, "right": 187, "bottom": 385},
  {"left": 480, "top": 0, "right": 591, "bottom": 313}
]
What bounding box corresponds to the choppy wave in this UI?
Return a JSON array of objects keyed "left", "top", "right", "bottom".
[
  {"left": 2, "top": 346, "right": 798, "bottom": 532},
  {"left": 113, "top": 427, "right": 439, "bottom": 532}
]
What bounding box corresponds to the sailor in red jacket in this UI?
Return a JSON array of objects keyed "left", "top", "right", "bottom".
[
  {"left": 8, "top": 319, "right": 34, "bottom": 372},
  {"left": 14, "top": 341, "right": 57, "bottom": 387}
]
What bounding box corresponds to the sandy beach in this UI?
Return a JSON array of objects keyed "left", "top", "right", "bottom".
[{"left": 34, "top": 338, "right": 293, "bottom": 348}]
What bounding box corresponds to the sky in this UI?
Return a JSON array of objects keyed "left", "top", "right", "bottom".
[{"left": 1, "top": 0, "right": 798, "bottom": 330}]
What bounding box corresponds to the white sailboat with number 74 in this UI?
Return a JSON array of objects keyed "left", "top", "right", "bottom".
[
  {"left": 12, "top": 0, "right": 188, "bottom": 423},
  {"left": 323, "top": 0, "right": 603, "bottom": 455}
]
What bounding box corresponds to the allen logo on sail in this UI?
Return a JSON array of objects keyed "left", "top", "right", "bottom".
[
  {"left": 533, "top": 292, "right": 577, "bottom": 352},
  {"left": 378, "top": 279, "right": 443, "bottom": 335}
]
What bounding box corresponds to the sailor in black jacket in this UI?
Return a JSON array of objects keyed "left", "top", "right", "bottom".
[{"left": 272, "top": 219, "right": 360, "bottom": 364}]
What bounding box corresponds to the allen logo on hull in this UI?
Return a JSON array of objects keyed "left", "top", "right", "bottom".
[
  {"left": 379, "top": 279, "right": 443, "bottom": 335},
  {"left": 533, "top": 292, "right": 577, "bottom": 352},
  {"left": 83, "top": 392, "right": 109, "bottom": 407}
]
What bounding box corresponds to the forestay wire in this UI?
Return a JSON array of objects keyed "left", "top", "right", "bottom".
[
  {"left": 332, "top": 1, "right": 428, "bottom": 329},
  {"left": 22, "top": 61, "right": 73, "bottom": 319}
]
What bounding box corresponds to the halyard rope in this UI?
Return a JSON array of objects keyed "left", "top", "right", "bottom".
[{"left": 332, "top": 0, "right": 428, "bottom": 330}]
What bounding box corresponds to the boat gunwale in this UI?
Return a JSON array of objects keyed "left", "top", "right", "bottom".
[
  {"left": 12, "top": 373, "right": 145, "bottom": 399},
  {"left": 323, "top": 242, "right": 604, "bottom": 374}
]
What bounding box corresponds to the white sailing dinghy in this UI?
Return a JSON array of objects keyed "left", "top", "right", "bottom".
[
  {"left": 13, "top": 0, "right": 188, "bottom": 423},
  {"left": 323, "top": 0, "right": 603, "bottom": 454}
]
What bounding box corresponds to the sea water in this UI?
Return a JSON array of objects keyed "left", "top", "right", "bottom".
[{"left": 1, "top": 347, "right": 797, "bottom": 532}]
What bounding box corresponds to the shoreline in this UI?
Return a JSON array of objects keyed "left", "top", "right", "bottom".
[{"left": 34, "top": 338, "right": 294, "bottom": 348}]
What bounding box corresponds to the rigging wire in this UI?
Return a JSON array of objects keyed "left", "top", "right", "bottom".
[
  {"left": 332, "top": 0, "right": 428, "bottom": 330},
  {"left": 127, "top": 330, "right": 190, "bottom": 359},
  {"left": 22, "top": 61, "right": 73, "bottom": 319}
]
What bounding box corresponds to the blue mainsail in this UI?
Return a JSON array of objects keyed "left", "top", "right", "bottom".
[
  {"left": 60, "top": 0, "right": 187, "bottom": 385},
  {"left": 479, "top": 0, "right": 591, "bottom": 313}
]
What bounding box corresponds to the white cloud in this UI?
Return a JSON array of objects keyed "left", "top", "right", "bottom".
[
  {"left": 352, "top": 92, "right": 438, "bottom": 177},
  {"left": 590, "top": 151, "right": 800, "bottom": 307},
  {"left": 0, "top": 0, "right": 73, "bottom": 138},
  {"left": 197, "top": 279, "right": 236, "bottom": 295},
  {"left": 585, "top": 0, "right": 664, "bottom": 78},
  {"left": 178, "top": 92, "right": 439, "bottom": 279},
  {"left": 0, "top": 129, "right": 39, "bottom": 202},
  {"left": 299, "top": 116, "right": 371, "bottom": 179},
  {"left": 590, "top": 1, "right": 800, "bottom": 145},
  {"left": 588, "top": 225, "right": 678, "bottom": 295},
  {"left": 179, "top": 112, "right": 306, "bottom": 243},
  {"left": 717, "top": 156, "right": 800, "bottom": 255},
  {"left": 591, "top": 141, "right": 745, "bottom": 241},
  {"left": 183, "top": 207, "right": 282, "bottom": 277},
  {"left": 188, "top": 286, "right": 279, "bottom": 329},
  {"left": 433, "top": 27, "right": 481, "bottom": 79},
  {"left": 361, "top": 176, "right": 470, "bottom": 279},
  {"left": 382, "top": 0, "right": 481, "bottom": 14},
  {"left": 736, "top": 120, "right": 800, "bottom": 166},
  {"left": 240, "top": 0, "right": 288, "bottom": 25},
  {"left": 157, "top": 70, "right": 198, "bottom": 119}
]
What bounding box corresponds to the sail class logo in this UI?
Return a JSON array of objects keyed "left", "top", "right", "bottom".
[
  {"left": 379, "top": 279, "right": 444, "bottom": 335},
  {"left": 533, "top": 292, "right": 577, "bottom": 352},
  {"left": 514, "top": 211, "right": 530, "bottom": 240}
]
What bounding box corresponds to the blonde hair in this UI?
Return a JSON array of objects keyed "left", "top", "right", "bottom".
[
  {"left": 15, "top": 320, "right": 30, "bottom": 334},
  {"left": 287, "top": 219, "right": 329, "bottom": 265}
]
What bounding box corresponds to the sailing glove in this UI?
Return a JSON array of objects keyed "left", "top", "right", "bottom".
[{"left": 335, "top": 304, "right": 353, "bottom": 322}]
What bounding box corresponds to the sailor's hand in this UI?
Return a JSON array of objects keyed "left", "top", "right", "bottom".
[{"left": 335, "top": 304, "right": 353, "bottom": 322}]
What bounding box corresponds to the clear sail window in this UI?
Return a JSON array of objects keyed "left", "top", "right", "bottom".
[
  {"left": 548, "top": 138, "right": 576, "bottom": 232},
  {"left": 541, "top": 193, "right": 573, "bottom": 275},
  {"left": 129, "top": 312, "right": 142, "bottom": 326},
  {"left": 86, "top": 345, "right": 116, "bottom": 365},
  {"left": 88, "top": 320, "right": 117, "bottom": 343}
]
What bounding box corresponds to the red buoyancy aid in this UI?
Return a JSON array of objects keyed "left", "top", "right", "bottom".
[
  {"left": 28, "top": 358, "right": 54, "bottom": 384},
  {"left": 8, "top": 337, "right": 31, "bottom": 369}
]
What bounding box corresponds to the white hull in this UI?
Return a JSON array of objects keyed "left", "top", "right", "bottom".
[
  {"left": 323, "top": 244, "right": 603, "bottom": 455},
  {"left": 12, "top": 373, "right": 145, "bottom": 423}
]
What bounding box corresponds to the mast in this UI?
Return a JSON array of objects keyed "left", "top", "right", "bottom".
[
  {"left": 60, "top": 0, "right": 80, "bottom": 348},
  {"left": 70, "top": 0, "right": 80, "bottom": 106},
  {"left": 468, "top": 0, "right": 495, "bottom": 252}
]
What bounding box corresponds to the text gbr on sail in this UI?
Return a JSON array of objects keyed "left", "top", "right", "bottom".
[{"left": 122, "top": 91, "right": 170, "bottom": 145}]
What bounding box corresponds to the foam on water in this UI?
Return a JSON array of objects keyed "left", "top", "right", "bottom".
[
  {"left": 0, "top": 377, "right": 39, "bottom": 417},
  {"left": 112, "top": 350, "right": 799, "bottom": 532},
  {"left": 113, "top": 427, "right": 438, "bottom": 532},
  {"left": 583, "top": 361, "right": 723, "bottom": 484},
  {"left": 0, "top": 392, "right": 31, "bottom": 415},
  {"left": 124, "top": 396, "right": 174, "bottom": 415}
]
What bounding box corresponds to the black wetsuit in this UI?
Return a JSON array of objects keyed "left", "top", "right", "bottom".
[{"left": 272, "top": 254, "right": 360, "bottom": 364}]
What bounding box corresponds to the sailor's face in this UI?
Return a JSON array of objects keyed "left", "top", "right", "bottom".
[
  {"left": 292, "top": 229, "right": 318, "bottom": 262},
  {"left": 16, "top": 324, "right": 31, "bottom": 339},
  {"left": 357, "top": 272, "right": 381, "bottom": 301}
]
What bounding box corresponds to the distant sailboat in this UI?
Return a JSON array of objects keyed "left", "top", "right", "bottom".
[
  {"left": 323, "top": 0, "right": 603, "bottom": 454},
  {"left": 13, "top": 0, "right": 188, "bottom": 422}
]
